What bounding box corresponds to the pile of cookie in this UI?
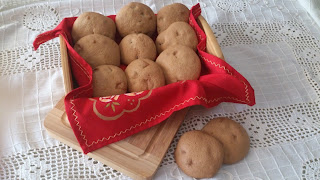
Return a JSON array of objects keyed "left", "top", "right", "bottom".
[
  {"left": 175, "top": 117, "right": 250, "bottom": 178},
  {"left": 71, "top": 2, "right": 200, "bottom": 97},
  {"left": 71, "top": 2, "right": 250, "bottom": 179}
]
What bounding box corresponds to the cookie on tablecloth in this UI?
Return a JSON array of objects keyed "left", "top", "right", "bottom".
[
  {"left": 175, "top": 130, "right": 224, "bottom": 178},
  {"left": 202, "top": 117, "right": 250, "bottom": 164}
]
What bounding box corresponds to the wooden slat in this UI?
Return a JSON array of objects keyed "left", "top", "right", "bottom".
[
  {"left": 198, "top": 15, "right": 225, "bottom": 60},
  {"left": 59, "top": 35, "right": 73, "bottom": 94}
]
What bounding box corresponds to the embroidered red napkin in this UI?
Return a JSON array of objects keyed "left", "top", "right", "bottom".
[{"left": 33, "top": 4, "right": 255, "bottom": 154}]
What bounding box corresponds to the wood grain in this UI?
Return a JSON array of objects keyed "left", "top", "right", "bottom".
[
  {"left": 45, "top": 98, "right": 188, "bottom": 180},
  {"left": 44, "top": 16, "right": 224, "bottom": 180},
  {"left": 59, "top": 35, "right": 73, "bottom": 93},
  {"left": 198, "top": 15, "right": 225, "bottom": 61}
]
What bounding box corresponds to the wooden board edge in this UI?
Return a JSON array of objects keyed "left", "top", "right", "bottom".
[
  {"left": 44, "top": 99, "right": 186, "bottom": 180},
  {"left": 59, "top": 35, "right": 73, "bottom": 94},
  {"left": 197, "top": 15, "right": 225, "bottom": 61}
]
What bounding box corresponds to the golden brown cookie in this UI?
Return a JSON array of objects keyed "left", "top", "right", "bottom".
[
  {"left": 202, "top": 117, "right": 250, "bottom": 164},
  {"left": 125, "top": 59, "right": 165, "bottom": 92},
  {"left": 156, "top": 45, "right": 201, "bottom": 84},
  {"left": 115, "top": 2, "right": 156, "bottom": 37},
  {"left": 157, "top": 3, "right": 190, "bottom": 34},
  {"left": 71, "top": 12, "right": 116, "bottom": 43},
  {"left": 74, "top": 34, "right": 120, "bottom": 68},
  {"left": 156, "top": 21, "right": 198, "bottom": 53},
  {"left": 119, "top": 33, "right": 157, "bottom": 65},
  {"left": 175, "top": 130, "right": 224, "bottom": 178},
  {"left": 92, "top": 65, "right": 127, "bottom": 97}
]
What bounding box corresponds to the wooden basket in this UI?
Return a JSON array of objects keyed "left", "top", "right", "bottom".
[{"left": 44, "top": 15, "right": 224, "bottom": 180}]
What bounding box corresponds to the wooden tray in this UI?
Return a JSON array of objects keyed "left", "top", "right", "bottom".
[{"left": 44, "top": 15, "right": 224, "bottom": 180}]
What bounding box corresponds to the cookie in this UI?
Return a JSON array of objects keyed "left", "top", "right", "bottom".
[
  {"left": 156, "top": 21, "right": 198, "bottom": 53},
  {"left": 74, "top": 34, "right": 120, "bottom": 68},
  {"left": 116, "top": 2, "right": 156, "bottom": 37},
  {"left": 119, "top": 33, "right": 157, "bottom": 65},
  {"left": 156, "top": 45, "right": 201, "bottom": 84},
  {"left": 71, "top": 12, "right": 116, "bottom": 43},
  {"left": 175, "top": 130, "right": 224, "bottom": 178},
  {"left": 157, "top": 3, "right": 190, "bottom": 34},
  {"left": 202, "top": 117, "right": 250, "bottom": 164},
  {"left": 125, "top": 59, "right": 165, "bottom": 92},
  {"left": 92, "top": 65, "right": 127, "bottom": 97}
]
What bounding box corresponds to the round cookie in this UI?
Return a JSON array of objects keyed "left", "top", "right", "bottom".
[
  {"left": 125, "top": 59, "right": 165, "bottom": 92},
  {"left": 71, "top": 12, "right": 116, "bottom": 43},
  {"left": 156, "top": 22, "right": 198, "bottom": 53},
  {"left": 74, "top": 34, "right": 120, "bottom": 68},
  {"left": 116, "top": 2, "right": 156, "bottom": 37},
  {"left": 175, "top": 130, "right": 224, "bottom": 178},
  {"left": 156, "top": 45, "right": 201, "bottom": 84},
  {"left": 92, "top": 65, "right": 127, "bottom": 97},
  {"left": 202, "top": 117, "right": 250, "bottom": 164},
  {"left": 119, "top": 33, "right": 157, "bottom": 65},
  {"left": 157, "top": 3, "right": 190, "bottom": 34}
]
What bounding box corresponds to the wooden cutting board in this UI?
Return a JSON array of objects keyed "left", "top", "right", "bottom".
[
  {"left": 45, "top": 98, "right": 189, "bottom": 179},
  {"left": 44, "top": 15, "right": 224, "bottom": 180}
]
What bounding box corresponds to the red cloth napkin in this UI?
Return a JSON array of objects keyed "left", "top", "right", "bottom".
[{"left": 33, "top": 4, "right": 255, "bottom": 154}]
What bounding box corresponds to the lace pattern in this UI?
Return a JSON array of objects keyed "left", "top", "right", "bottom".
[
  {"left": 0, "top": 144, "right": 129, "bottom": 180},
  {"left": 302, "top": 158, "right": 320, "bottom": 180},
  {"left": 0, "top": 0, "right": 45, "bottom": 11},
  {"left": 216, "top": 0, "right": 248, "bottom": 13},
  {"left": 212, "top": 21, "right": 320, "bottom": 108},
  {"left": 0, "top": 66, "right": 65, "bottom": 156},
  {"left": 22, "top": 5, "right": 59, "bottom": 31},
  {"left": 0, "top": 42, "right": 61, "bottom": 76}
]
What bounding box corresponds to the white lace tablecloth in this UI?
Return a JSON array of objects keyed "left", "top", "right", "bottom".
[{"left": 1, "top": 0, "right": 320, "bottom": 179}]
